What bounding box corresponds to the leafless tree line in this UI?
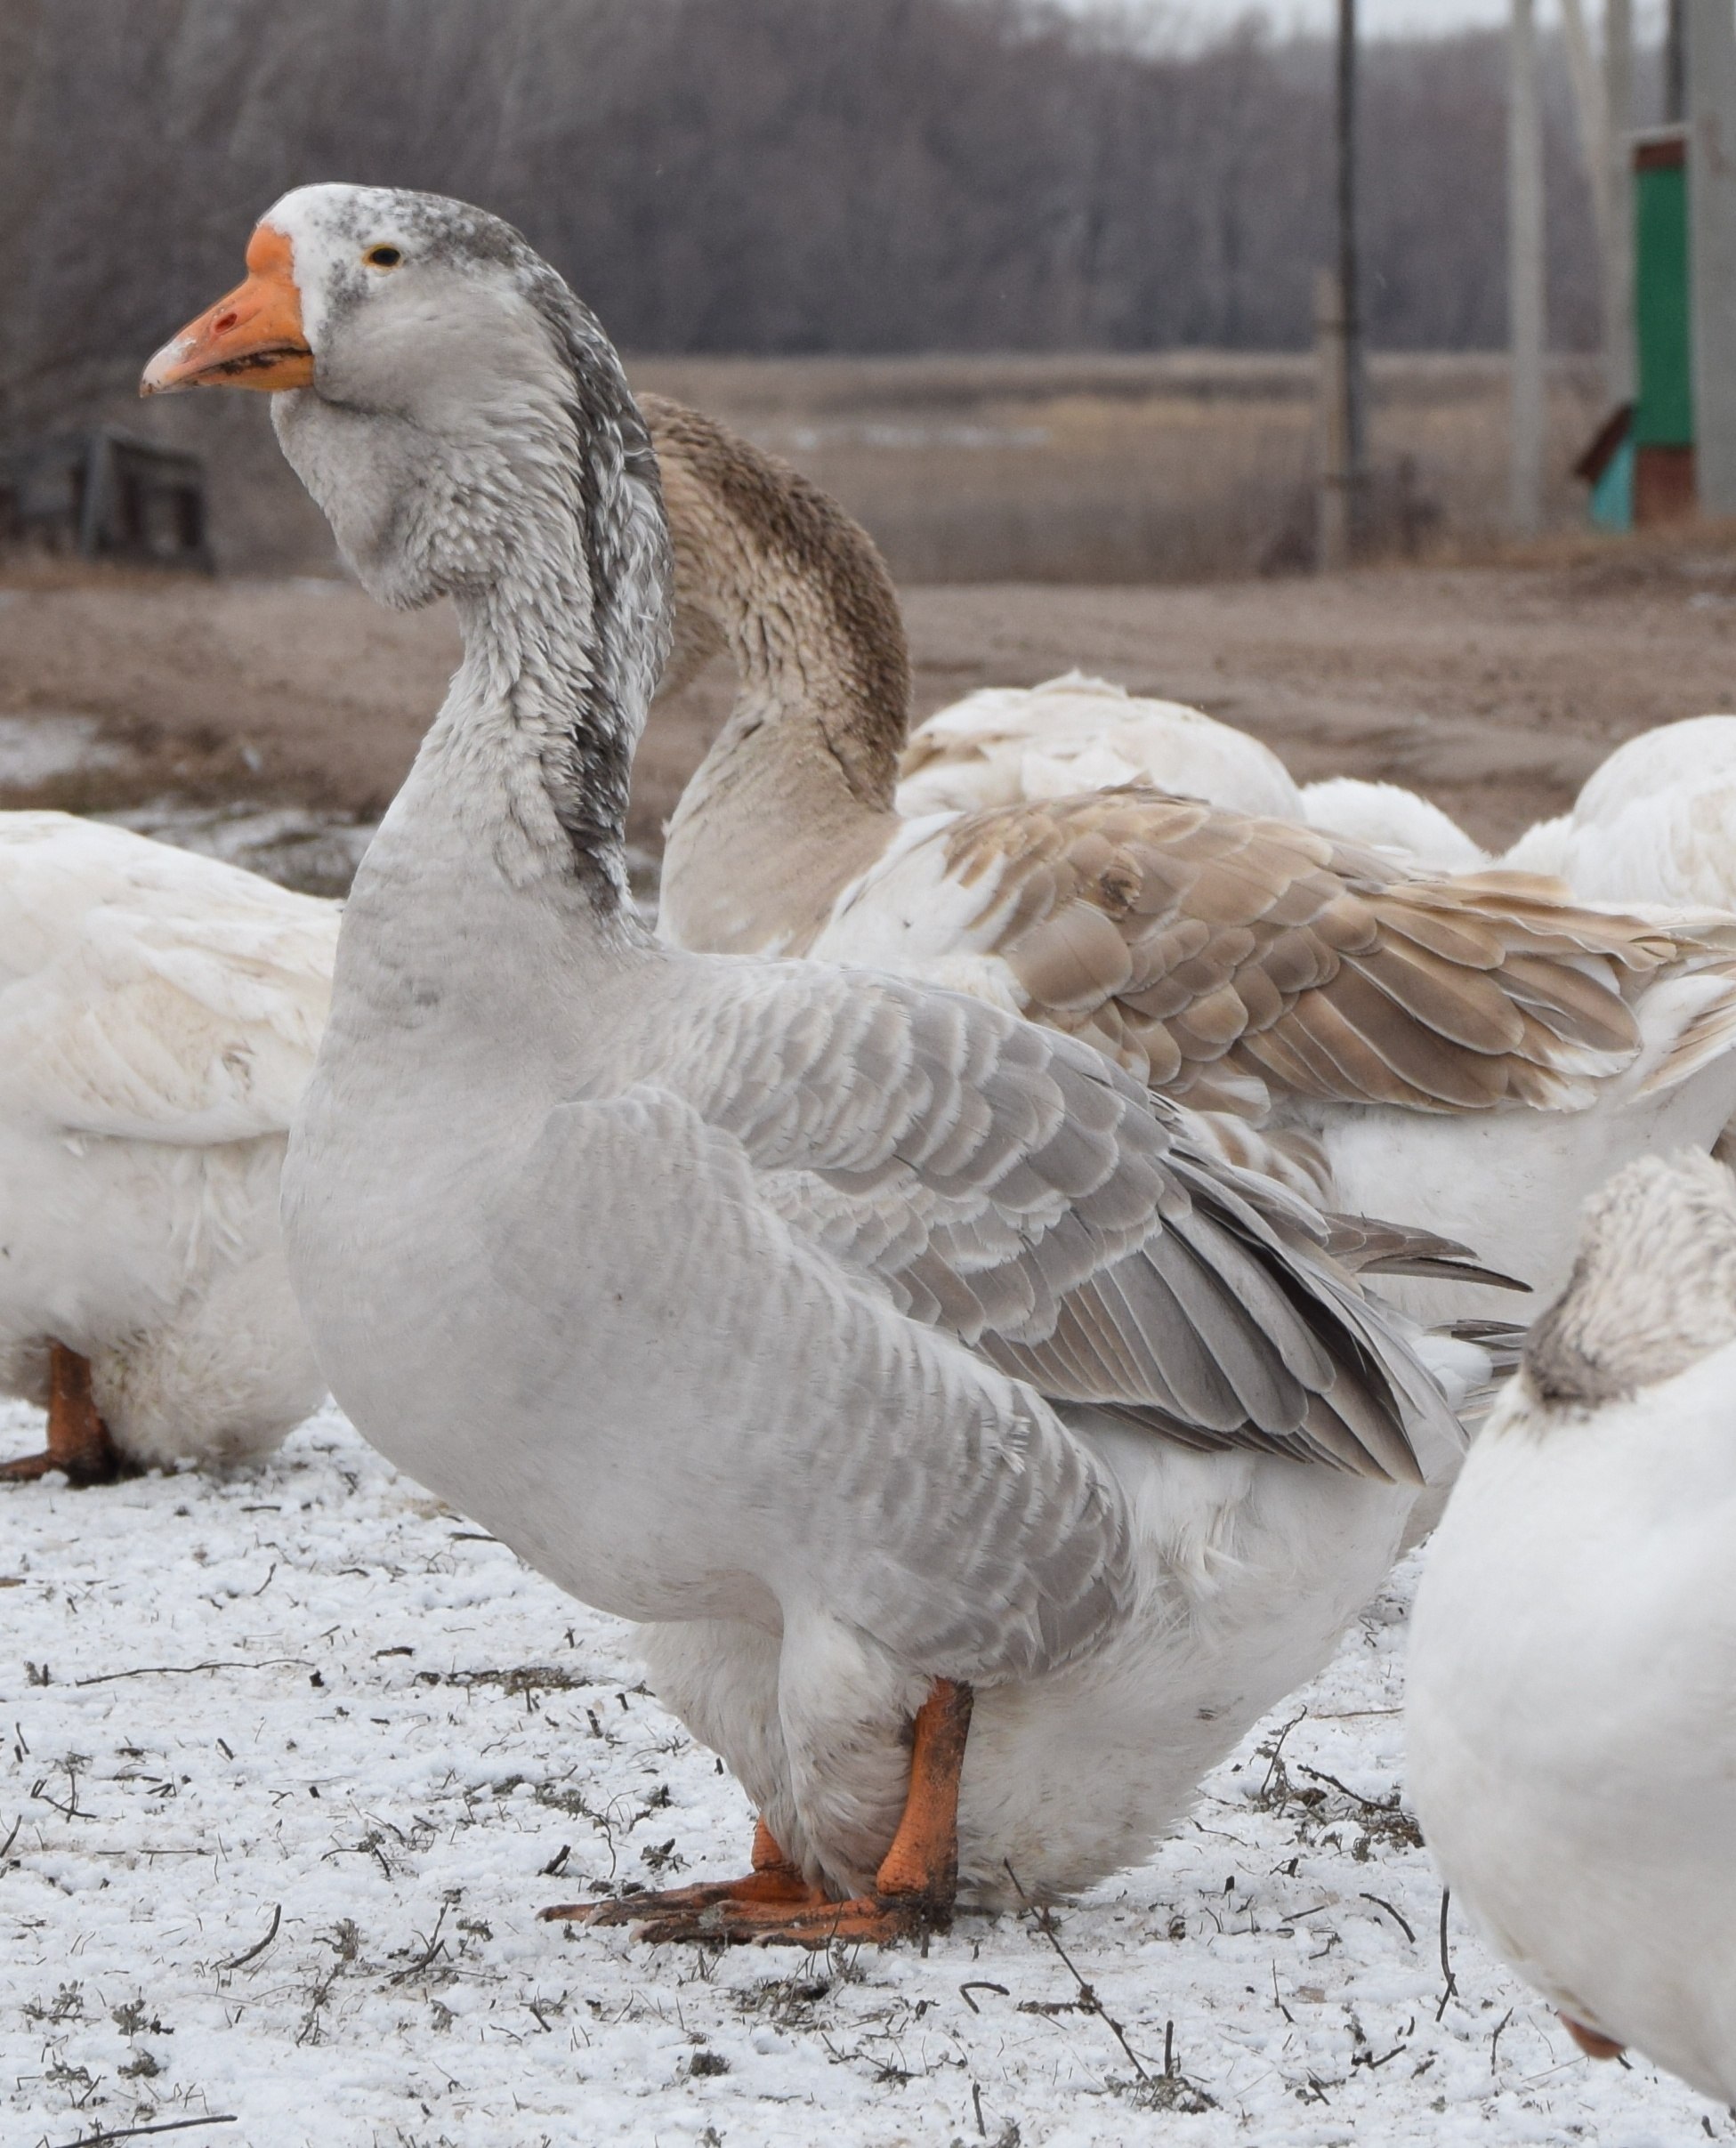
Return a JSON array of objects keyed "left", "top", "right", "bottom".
[{"left": 1, "top": 0, "right": 1613, "bottom": 432}]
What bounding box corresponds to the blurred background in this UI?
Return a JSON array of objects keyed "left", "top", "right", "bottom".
[
  {"left": 1, "top": 0, "right": 1622, "bottom": 577},
  {"left": 1, "top": 0, "right": 1729, "bottom": 887}
]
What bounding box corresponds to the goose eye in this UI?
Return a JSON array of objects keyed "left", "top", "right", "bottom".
[{"left": 363, "top": 245, "right": 403, "bottom": 271}]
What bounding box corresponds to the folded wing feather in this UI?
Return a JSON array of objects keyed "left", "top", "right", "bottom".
[
  {"left": 650, "top": 957, "right": 1466, "bottom": 1488},
  {"left": 812, "top": 791, "right": 1736, "bottom": 1128}
]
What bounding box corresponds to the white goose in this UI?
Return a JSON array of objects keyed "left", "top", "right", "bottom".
[
  {"left": 149, "top": 183, "right": 1490, "bottom": 1936},
  {"left": 1408, "top": 1149, "right": 1736, "bottom": 2102},
  {"left": 652, "top": 404, "right": 1736, "bottom": 1329},
  {"left": 897, "top": 671, "right": 1305, "bottom": 821},
  {"left": 1497, "top": 718, "right": 1736, "bottom": 1166},
  {"left": 1507, "top": 715, "right": 1736, "bottom": 911},
  {"left": 895, "top": 670, "right": 1490, "bottom": 880},
  {"left": 1298, "top": 777, "right": 1489, "bottom": 874},
  {"left": 0, "top": 811, "right": 334, "bottom": 1478}
]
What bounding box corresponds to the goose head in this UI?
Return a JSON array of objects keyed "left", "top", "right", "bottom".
[
  {"left": 143, "top": 185, "right": 670, "bottom": 895},
  {"left": 141, "top": 184, "right": 666, "bottom": 630}
]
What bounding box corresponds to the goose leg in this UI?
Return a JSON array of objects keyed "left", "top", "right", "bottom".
[
  {"left": 0, "top": 1344, "right": 125, "bottom": 1486},
  {"left": 1559, "top": 2014, "right": 1625, "bottom": 2061},
  {"left": 542, "top": 1814, "right": 823, "bottom": 1926},
  {"left": 577, "top": 1678, "right": 973, "bottom": 1948}
]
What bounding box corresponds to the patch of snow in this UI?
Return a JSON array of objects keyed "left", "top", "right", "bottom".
[
  {"left": 0, "top": 715, "right": 133, "bottom": 789},
  {"left": 0, "top": 1401, "right": 1725, "bottom": 2146}
]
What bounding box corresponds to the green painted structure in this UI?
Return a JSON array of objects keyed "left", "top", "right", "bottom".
[
  {"left": 1634, "top": 149, "right": 1694, "bottom": 448},
  {"left": 1579, "top": 135, "right": 1697, "bottom": 529}
]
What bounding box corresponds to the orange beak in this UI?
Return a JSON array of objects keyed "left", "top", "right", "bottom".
[{"left": 141, "top": 225, "right": 315, "bottom": 396}]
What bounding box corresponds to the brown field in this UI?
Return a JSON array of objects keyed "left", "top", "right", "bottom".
[
  {"left": 3, "top": 348, "right": 1718, "bottom": 890},
  {"left": 632, "top": 351, "right": 1608, "bottom": 582},
  {"left": 5, "top": 513, "right": 1736, "bottom": 888},
  {"left": 35, "top": 350, "right": 1608, "bottom": 585}
]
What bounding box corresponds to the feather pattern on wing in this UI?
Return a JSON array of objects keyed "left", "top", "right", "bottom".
[
  {"left": 806, "top": 792, "right": 1736, "bottom": 1128},
  {"left": 646, "top": 957, "right": 1466, "bottom": 1490}
]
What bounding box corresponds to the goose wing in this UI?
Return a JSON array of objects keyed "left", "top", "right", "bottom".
[
  {"left": 0, "top": 812, "right": 338, "bottom": 1143},
  {"left": 809, "top": 790, "right": 1733, "bottom": 1121},
  {"left": 649, "top": 957, "right": 1465, "bottom": 1488}
]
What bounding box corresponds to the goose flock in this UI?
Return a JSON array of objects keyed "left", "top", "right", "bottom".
[{"left": 1, "top": 180, "right": 1731, "bottom": 2092}]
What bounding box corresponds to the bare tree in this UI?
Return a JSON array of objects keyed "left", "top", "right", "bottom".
[{"left": 0, "top": 0, "right": 1603, "bottom": 437}]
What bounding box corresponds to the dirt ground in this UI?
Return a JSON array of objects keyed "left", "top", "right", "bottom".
[{"left": 5, "top": 526, "right": 1736, "bottom": 861}]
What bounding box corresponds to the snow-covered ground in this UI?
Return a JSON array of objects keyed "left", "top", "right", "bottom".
[{"left": 1, "top": 1400, "right": 1724, "bottom": 2148}]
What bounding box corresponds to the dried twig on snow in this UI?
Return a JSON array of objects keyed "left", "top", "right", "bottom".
[{"left": 217, "top": 1902, "right": 281, "bottom": 1972}]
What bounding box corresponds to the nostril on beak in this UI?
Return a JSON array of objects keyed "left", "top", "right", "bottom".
[{"left": 214, "top": 310, "right": 239, "bottom": 335}]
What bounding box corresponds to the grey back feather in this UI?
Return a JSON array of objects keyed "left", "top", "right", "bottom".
[{"left": 649, "top": 957, "right": 1466, "bottom": 1488}]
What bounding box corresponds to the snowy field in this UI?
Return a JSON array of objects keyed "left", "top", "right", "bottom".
[{"left": 0, "top": 1400, "right": 1724, "bottom": 2148}]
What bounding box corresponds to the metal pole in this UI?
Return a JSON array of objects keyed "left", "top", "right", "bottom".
[
  {"left": 1604, "top": 0, "right": 1635, "bottom": 401},
  {"left": 1667, "top": 0, "right": 1688, "bottom": 120},
  {"left": 1509, "top": 0, "right": 1546, "bottom": 534},
  {"left": 1337, "top": 0, "right": 1367, "bottom": 552},
  {"left": 1686, "top": 0, "right": 1736, "bottom": 513}
]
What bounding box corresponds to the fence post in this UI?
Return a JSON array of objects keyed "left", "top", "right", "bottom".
[{"left": 1509, "top": 0, "right": 1546, "bottom": 535}]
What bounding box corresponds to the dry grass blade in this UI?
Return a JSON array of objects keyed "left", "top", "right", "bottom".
[
  {"left": 47, "top": 2120, "right": 238, "bottom": 2148},
  {"left": 74, "top": 1659, "right": 311, "bottom": 1689},
  {"left": 1435, "top": 1887, "right": 1458, "bottom": 2021},
  {"left": 216, "top": 1902, "right": 281, "bottom": 1972},
  {"left": 1004, "top": 1861, "right": 1152, "bottom": 2085}
]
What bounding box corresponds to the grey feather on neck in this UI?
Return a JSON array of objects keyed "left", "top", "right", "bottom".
[{"left": 513, "top": 272, "right": 672, "bottom": 904}]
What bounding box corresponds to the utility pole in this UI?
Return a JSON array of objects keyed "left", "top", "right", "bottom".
[
  {"left": 1320, "top": 0, "right": 1366, "bottom": 568},
  {"left": 1558, "top": 0, "right": 1632, "bottom": 401},
  {"left": 1686, "top": 0, "right": 1736, "bottom": 513},
  {"left": 1667, "top": 0, "right": 1688, "bottom": 121},
  {"left": 1509, "top": 0, "right": 1546, "bottom": 534},
  {"left": 1317, "top": 270, "right": 1352, "bottom": 567},
  {"left": 1603, "top": 0, "right": 1635, "bottom": 401}
]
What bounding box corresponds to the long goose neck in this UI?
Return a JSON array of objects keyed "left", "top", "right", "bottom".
[
  {"left": 649, "top": 398, "right": 911, "bottom": 950},
  {"left": 382, "top": 344, "right": 672, "bottom": 931}
]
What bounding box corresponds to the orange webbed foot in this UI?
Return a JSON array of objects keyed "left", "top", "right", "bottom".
[
  {"left": 637, "top": 1889, "right": 935, "bottom": 1949},
  {"left": 573, "top": 1679, "right": 974, "bottom": 1950},
  {"left": 542, "top": 1816, "right": 823, "bottom": 1926},
  {"left": 0, "top": 1345, "right": 125, "bottom": 1487}
]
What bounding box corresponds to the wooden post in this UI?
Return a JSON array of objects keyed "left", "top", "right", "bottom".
[
  {"left": 1336, "top": 0, "right": 1367, "bottom": 557},
  {"left": 1687, "top": 0, "right": 1736, "bottom": 515},
  {"left": 1509, "top": 0, "right": 1546, "bottom": 535},
  {"left": 1604, "top": 0, "right": 1635, "bottom": 400},
  {"left": 76, "top": 430, "right": 113, "bottom": 560},
  {"left": 1317, "top": 268, "right": 1351, "bottom": 569}
]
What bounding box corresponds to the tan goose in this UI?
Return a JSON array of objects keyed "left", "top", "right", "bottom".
[
  {"left": 149, "top": 184, "right": 1501, "bottom": 1940},
  {"left": 650, "top": 401, "right": 1736, "bottom": 1321}
]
